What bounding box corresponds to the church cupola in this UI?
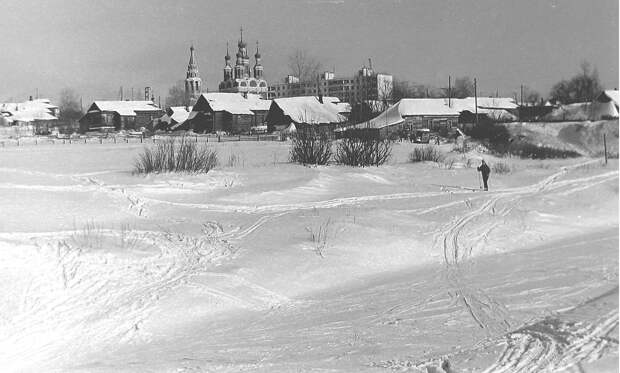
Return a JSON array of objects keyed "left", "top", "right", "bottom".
[
  {"left": 253, "top": 41, "right": 263, "bottom": 79},
  {"left": 224, "top": 42, "right": 233, "bottom": 81}
]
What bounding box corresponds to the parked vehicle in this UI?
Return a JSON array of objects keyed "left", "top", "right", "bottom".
[{"left": 411, "top": 128, "right": 431, "bottom": 143}]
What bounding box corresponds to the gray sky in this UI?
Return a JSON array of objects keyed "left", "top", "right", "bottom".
[{"left": 1, "top": 0, "right": 617, "bottom": 104}]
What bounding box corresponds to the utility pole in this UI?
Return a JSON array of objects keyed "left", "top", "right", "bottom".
[
  {"left": 131, "top": 87, "right": 134, "bottom": 101},
  {"left": 520, "top": 85, "right": 524, "bottom": 106},
  {"left": 604, "top": 133, "right": 608, "bottom": 165},
  {"left": 448, "top": 75, "right": 451, "bottom": 108},
  {"left": 474, "top": 78, "right": 478, "bottom": 127},
  {"left": 120, "top": 86, "right": 123, "bottom": 101}
]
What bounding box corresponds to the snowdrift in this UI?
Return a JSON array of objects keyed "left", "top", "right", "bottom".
[
  {"left": 504, "top": 120, "right": 619, "bottom": 156},
  {"left": 542, "top": 102, "right": 619, "bottom": 121}
]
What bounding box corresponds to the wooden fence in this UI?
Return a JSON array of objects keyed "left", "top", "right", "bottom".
[{"left": 0, "top": 133, "right": 284, "bottom": 147}]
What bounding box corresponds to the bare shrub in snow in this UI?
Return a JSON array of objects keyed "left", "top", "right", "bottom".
[
  {"left": 134, "top": 136, "right": 218, "bottom": 174},
  {"left": 306, "top": 218, "right": 332, "bottom": 258},
  {"left": 492, "top": 161, "right": 511, "bottom": 174},
  {"left": 70, "top": 220, "right": 105, "bottom": 251},
  {"left": 290, "top": 131, "right": 332, "bottom": 165},
  {"left": 441, "top": 158, "right": 456, "bottom": 169},
  {"left": 118, "top": 223, "right": 140, "bottom": 250},
  {"left": 334, "top": 137, "right": 392, "bottom": 167},
  {"left": 68, "top": 221, "right": 141, "bottom": 252},
  {"left": 409, "top": 146, "right": 445, "bottom": 163},
  {"left": 226, "top": 152, "right": 242, "bottom": 167}
]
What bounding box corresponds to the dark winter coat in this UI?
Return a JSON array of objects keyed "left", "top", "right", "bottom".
[{"left": 477, "top": 163, "right": 490, "bottom": 178}]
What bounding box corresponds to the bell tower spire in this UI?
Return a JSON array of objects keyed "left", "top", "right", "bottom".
[{"left": 184, "top": 44, "right": 202, "bottom": 106}]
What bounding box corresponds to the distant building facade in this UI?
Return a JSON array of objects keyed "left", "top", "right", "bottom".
[
  {"left": 185, "top": 45, "right": 203, "bottom": 106},
  {"left": 219, "top": 28, "right": 268, "bottom": 99},
  {"left": 268, "top": 64, "right": 393, "bottom": 105}
]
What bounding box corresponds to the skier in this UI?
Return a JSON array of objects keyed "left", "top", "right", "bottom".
[{"left": 477, "top": 159, "right": 490, "bottom": 191}]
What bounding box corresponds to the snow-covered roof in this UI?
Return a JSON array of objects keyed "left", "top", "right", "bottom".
[
  {"left": 543, "top": 101, "right": 619, "bottom": 121},
  {"left": 272, "top": 96, "right": 347, "bottom": 124},
  {"left": 353, "top": 102, "right": 405, "bottom": 129},
  {"left": 91, "top": 101, "right": 161, "bottom": 116},
  {"left": 463, "top": 97, "right": 518, "bottom": 110},
  {"left": 198, "top": 93, "right": 271, "bottom": 115},
  {"left": 0, "top": 98, "right": 59, "bottom": 123},
  {"left": 599, "top": 90, "right": 619, "bottom": 106},
  {"left": 347, "top": 97, "right": 518, "bottom": 130},
  {"left": 245, "top": 93, "right": 272, "bottom": 111},
  {"left": 168, "top": 106, "right": 192, "bottom": 124},
  {"left": 396, "top": 99, "right": 462, "bottom": 117}
]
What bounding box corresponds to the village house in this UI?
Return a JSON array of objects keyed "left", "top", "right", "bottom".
[
  {"left": 542, "top": 89, "right": 619, "bottom": 121},
  {"left": 181, "top": 92, "right": 271, "bottom": 134},
  {"left": 265, "top": 95, "right": 348, "bottom": 138},
  {"left": 0, "top": 98, "right": 59, "bottom": 136},
  {"left": 345, "top": 98, "right": 461, "bottom": 138},
  {"left": 340, "top": 97, "right": 519, "bottom": 138},
  {"left": 79, "top": 101, "right": 163, "bottom": 133}
]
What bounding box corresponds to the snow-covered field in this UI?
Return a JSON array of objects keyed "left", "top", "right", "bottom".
[{"left": 0, "top": 138, "right": 617, "bottom": 372}]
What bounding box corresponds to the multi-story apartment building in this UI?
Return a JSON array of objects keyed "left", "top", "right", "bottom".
[{"left": 268, "top": 64, "right": 393, "bottom": 105}]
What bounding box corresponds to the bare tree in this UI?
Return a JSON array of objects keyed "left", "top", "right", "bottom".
[
  {"left": 377, "top": 76, "right": 393, "bottom": 110},
  {"left": 165, "top": 80, "right": 186, "bottom": 108},
  {"left": 58, "top": 88, "right": 83, "bottom": 121},
  {"left": 550, "top": 61, "right": 601, "bottom": 104},
  {"left": 288, "top": 49, "right": 323, "bottom": 82},
  {"left": 523, "top": 86, "right": 541, "bottom": 105},
  {"left": 452, "top": 77, "right": 474, "bottom": 98}
]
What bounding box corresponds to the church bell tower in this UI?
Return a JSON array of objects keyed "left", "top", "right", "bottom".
[{"left": 184, "top": 45, "right": 202, "bottom": 106}]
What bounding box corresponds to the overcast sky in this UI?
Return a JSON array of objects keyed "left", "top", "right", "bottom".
[{"left": 1, "top": 0, "right": 617, "bottom": 104}]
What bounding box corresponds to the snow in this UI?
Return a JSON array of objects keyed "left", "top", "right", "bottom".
[
  {"left": 544, "top": 102, "right": 619, "bottom": 121},
  {"left": 166, "top": 106, "right": 192, "bottom": 124},
  {"left": 198, "top": 93, "right": 270, "bottom": 115},
  {"left": 602, "top": 90, "right": 619, "bottom": 106},
  {"left": 351, "top": 97, "right": 518, "bottom": 129},
  {"left": 0, "top": 135, "right": 617, "bottom": 372},
  {"left": 0, "top": 99, "right": 58, "bottom": 124},
  {"left": 272, "top": 96, "right": 347, "bottom": 124},
  {"left": 91, "top": 101, "right": 160, "bottom": 116}
]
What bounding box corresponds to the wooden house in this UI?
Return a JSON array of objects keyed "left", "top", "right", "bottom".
[
  {"left": 265, "top": 96, "right": 347, "bottom": 138},
  {"left": 79, "top": 101, "right": 163, "bottom": 132},
  {"left": 183, "top": 93, "right": 271, "bottom": 134}
]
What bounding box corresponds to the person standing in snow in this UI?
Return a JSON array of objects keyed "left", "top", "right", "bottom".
[{"left": 477, "top": 159, "right": 491, "bottom": 191}]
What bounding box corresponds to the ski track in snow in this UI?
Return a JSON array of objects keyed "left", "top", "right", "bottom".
[
  {"left": 430, "top": 159, "right": 619, "bottom": 371},
  {"left": 0, "top": 229, "right": 243, "bottom": 370},
  {"left": 76, "top": 175, "right": 148, "bottom": 217},
  {"left": 482, "top": 310, "right": 618, "bottom": 373}
]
